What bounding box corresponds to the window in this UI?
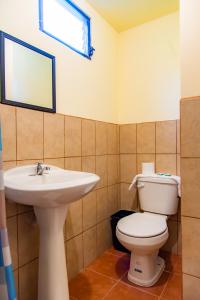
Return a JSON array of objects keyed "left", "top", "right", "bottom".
[{"left": 39, "top": 0, "right": 94, "bottom": 59}]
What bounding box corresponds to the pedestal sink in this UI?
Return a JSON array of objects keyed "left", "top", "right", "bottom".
[{"left": 4, "top": 164, "right": 100, "bottom": 300}]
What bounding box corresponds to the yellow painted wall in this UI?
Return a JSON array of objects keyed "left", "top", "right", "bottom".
[
  {"left": 181, "top": 0, "right": 200, "bottom": 98},
  {"left": 118, "top": 12, "right": 180, "bottom": 124},
  {"left": 0, "top": 1, "right": 179, "bottom": 124},
  {"left": 0, "top": 0, "right": 119, "bottom": 123}
]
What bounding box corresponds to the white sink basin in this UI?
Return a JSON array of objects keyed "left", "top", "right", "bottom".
[
  {"left": 4, "top": 164, "right": 100, "bottom": 300},
  {"left": 4, "top": 164, "right": 99, "bottom": 207}
]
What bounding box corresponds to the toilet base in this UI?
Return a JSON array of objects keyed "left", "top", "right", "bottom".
[{"left": 128, "top": 256, "right": 165, "bottom": 287}]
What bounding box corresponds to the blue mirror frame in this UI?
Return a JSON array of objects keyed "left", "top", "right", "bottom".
[{"left": 0, "top": 31, "right": 56, "bottom": 113}]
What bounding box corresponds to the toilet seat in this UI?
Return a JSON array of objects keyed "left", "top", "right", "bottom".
[{"left": 117, "top": 212, "right": 167, "bottom": 238}]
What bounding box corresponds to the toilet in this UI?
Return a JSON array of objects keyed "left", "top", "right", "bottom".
[{"left": 116, "top": 175, "right": 180, "bottom": 287}]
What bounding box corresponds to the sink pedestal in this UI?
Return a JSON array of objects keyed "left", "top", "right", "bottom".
[{"left": 34, "top": 205, "right": 69, "bottom": 300}]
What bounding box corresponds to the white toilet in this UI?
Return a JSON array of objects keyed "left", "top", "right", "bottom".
[{"left": 116, "top": 175, "right": 180, "bottom": 287}]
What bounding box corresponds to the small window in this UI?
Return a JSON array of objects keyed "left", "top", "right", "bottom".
[{"left": 39, "top": 0, "right": 94, "bottom": 59}]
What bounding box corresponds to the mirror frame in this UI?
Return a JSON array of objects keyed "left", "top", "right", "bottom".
[{"left": 0, "top": 31, "right": 56, "bottom": 113}]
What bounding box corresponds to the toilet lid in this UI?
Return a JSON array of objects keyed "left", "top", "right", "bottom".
[{"left": 117, "top": 213, "right": 167, "bottom": 238}]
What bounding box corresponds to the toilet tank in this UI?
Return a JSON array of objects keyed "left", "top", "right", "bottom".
[{"left": 137, "top": 176, "right": 180, "bottom": 215}]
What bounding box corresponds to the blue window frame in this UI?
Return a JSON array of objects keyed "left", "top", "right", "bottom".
[{"left": 39, "top": 0, "right": 94, "bottom": 59}]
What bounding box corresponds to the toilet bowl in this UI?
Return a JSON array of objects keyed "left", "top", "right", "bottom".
[
  {"left": 116, "top": 174, "right": 180, "bottom": 287},
  {"left": 116, "top": 212, "right": 169, "bottom": 286}
]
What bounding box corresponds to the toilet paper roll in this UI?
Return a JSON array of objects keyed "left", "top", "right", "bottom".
[{"left": 142, "top": 162, "right": 155, "bottom": 175}]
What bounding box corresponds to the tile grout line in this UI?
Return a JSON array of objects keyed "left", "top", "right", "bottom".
[
  {"left": 101, "top": 268, "right": 129, "bottom": 300},
  {"left": 158, "top": 275, "right": 170, "bottom": 300},
  {"left": 120, "top": 271, "right": 168, "bottom": 298},
  {"left": 86, "top": 267, "right": 119, "bottom": 282}
]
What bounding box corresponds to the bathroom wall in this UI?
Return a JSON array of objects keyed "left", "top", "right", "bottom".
[
  {"left": 0, "top": 103, "right": 120, "bottom": 300},
  {"left": 118, "top": 12, "right": 180, "bottom": 124},
  {"left": 181, "top": 0, "right": 200, "bottom": 98},
  {"left": 119, "top": 120, "right": 181, "bottom": 255},
  {"left": 0, "top": 1, "right": 181, "bottom": 299},
  {"left": 181, "top": 98, "right": 200, "bottom": 300},
  {"left": 0, "top": 0, "right": 119, "bottom": 123},
  {"left": 180, "top": 1, "right": 200, "bottom": 298},
  {"left": 0, "top": 0, "right": 179, "bottom": 125}
]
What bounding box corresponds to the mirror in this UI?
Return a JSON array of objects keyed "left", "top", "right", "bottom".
[{"left": 0, "top": 31, "right": 56, "bottom": 112}]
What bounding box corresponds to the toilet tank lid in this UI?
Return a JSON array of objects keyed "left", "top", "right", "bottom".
[{"left": 138, "top": 174, "right": 180, "bottom": 185}]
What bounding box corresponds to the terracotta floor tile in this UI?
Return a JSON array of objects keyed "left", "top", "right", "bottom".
[
  {"left": 121, "top": 271, "right": 170, "bottom": 297},
  {"left": 106, "top": 247, "right": 129, "bottom": 257},
  {"left": 69, "top": 249, "right": 182, "bottom": 300},
  {"left": 161, "top": 273, "right": 182, "bottom": 300},
  {"left": 88, "top": 252, "right": 130, "bottom": 280},
  {"left": 69, "top": 269, "right": 116, "bottom": 300},
  {"left": 159, "top": 251, "right": 181, "bottom": 273},
  {"left": 104, "top": 282, "right": 158, "bottom": 300}
]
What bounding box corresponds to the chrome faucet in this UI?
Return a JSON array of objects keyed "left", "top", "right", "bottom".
[{"left": 36, "top": 163, "right": 50, "bottom": 175}]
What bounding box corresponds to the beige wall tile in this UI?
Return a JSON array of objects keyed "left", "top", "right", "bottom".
[
  {"left": 0, "top": 104, "right": 16, "bottom": 161},
  {"left": 17, "top": 108, "right": 43, "bottom": 160},
  {"left": 156, "top": 154, "right": 177, "bottom": 175},
  {"left": 137, "top": 122, "right": 155, "bottom": 153},
  {"left": 82, "top": 156, "right": 95, "bottom": 173},
  {"left": 18, "top": 211, "right": 39, "bottom": 266},
  {"left": 156, "top": 120, "right": 176, "bottom": 154},
  {"left": 7, "top": 216, "right": 18, "bottom": 269},
  {"left": 4, "top": 161, "right": 18, "bottom": 217},
  {"left": 107, "top": 124, "right": 118, "bottom": 154},
  {"left": 183, "top": 273, "right": 200, "bottom": 300},
  {"left": 17, "top": 160, "right": 43, "bottom": 166},
  {"left": 65, "top": 157, "right": 81, "bottom": 171},
  {"left": 65, "top": 116, "right": 81, "bottom": 157},
  {"left": 3, "top": 160, "right": 17, "bottom": 216},
  {"left": 182, "top": 216, "right": 200, "bottom": 277},
  {"left": 82, "top": 156, "right": 96, "bottom": 174},
  {"left": 120, "top": 183, "right": 138, "bottom": 210},
  {"left": 17, "top": 205, "right": 33, "bottom": 215},
  {"left": 96, "top": 155, "right": 107, "bottom": 188},
  {"left": 3, "top": 161, "right": 17, "bottom": 170},
  {"left": 178, "top": 222, "right": 182, "bottom": 255},
  {"left": 177, "top": 120, "right": 180, "bottom": 154},
  {"left": 83, "top": 191, "right": 97, "bottom": 231},
  {"left": 137, "top": 154, "right": 155, "bottom": 174},
  {"left": 97, "top": 188, "right": 108, "bottom": 222},
  {"left": 6, "top": 200, "right": 18, "bottom": 218},
  {"left": 116, "top": 125, "right": 120, "bottom": 154},
  {"left": 82, "top": 119, "right": 95, "bottom": 156},
  {"left": 44, "top": 158, "right": 65, "bottom": 168},
  {"left": 181, "top": 99, "right": 200, "bottom": 157},
  {"left": 107, "top": 185, "right": 119, "bottom": 216},
  {"left": 181, "top": 158, "right": 200, "bottom": 218},
  {"left": 107, "top": 155, "right": 119, "bottom": 185},
  {"left": 120, "top": 124, "right": 136, "bottom": 154},
  {"left": 66, "top": 199, "right": 82, "bottom": 240},
  {"left": 19, "top": 259, "right": 38, "bottom": 300},
  {"left": 162, "top": 220, "right": 178, "bottom": 254},
  {"left": 14, "top": 270, "right": 19, "bottom": 299},
  {"left": 120, "top": 154, "right": 136, "bottom": 183},
  {"left": 177, "top": 154, "right": 180, "bottom": 176},
  {"left": 83, "top": 227, "right": 97, "bottom": 267},
  {"left": 96, "top": 121, "right": 107, "bottom": 155},
  {"left": 66, "top": 234, "right": 83, "bottom": 280},
  {"left": 44, "top": 113, "right": 64, "bottom": 158},
  {"left": 97, "top": 219, "right": 112, "bottom": 256}
]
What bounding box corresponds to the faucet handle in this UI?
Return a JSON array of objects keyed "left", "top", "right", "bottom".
[{"left": 44, "top": 166, "right": 51, "bottom": 171}]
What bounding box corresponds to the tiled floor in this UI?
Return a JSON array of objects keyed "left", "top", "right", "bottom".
[{"left": 69, "top": 247, "right": 182, "bottom": 300}]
